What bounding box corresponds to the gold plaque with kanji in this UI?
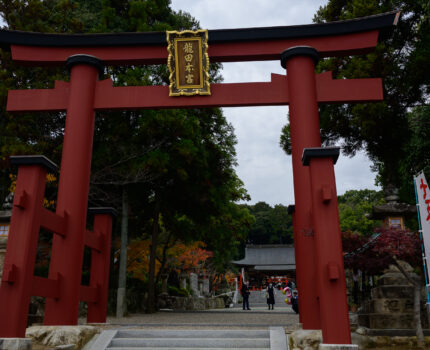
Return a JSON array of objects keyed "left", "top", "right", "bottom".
[{"left": 167, "top": 29, "right": 210, "bottom": 96}]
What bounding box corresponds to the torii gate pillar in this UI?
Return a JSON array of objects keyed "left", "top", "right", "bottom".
[
  {"left": 281, "top": 47, "right": 352, "bottom": 345},
  {"left": 281, "top": 46, "right": 322, "bottom": 330},
  {"left": 303, "top": 147, "right": 351, "bottom": 345},
  {"left": 44, "top": 55, "right": 103, "bottom": 325}
]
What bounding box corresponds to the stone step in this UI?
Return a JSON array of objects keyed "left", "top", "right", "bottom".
[
  {"left": 90, "top": 327, "right": 287, "bottom": 350},
  {"left": 109, "top": 337, "right": 270, "bottom": 348},
  {"left": 107, "top": 348, "right": 270, "bottom": 350},
  {"left": 115, "top": 329, "right": 270, "bottom": 339},
  {"left": 358, "top": 313, "right": 415, "bottom": 329},
  {"left": 248, "top": 290, "right": 287, "bottom": 304}
]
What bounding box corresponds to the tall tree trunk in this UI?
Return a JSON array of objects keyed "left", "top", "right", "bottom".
[
  {"left": 155, "top": 231, "right": 173, "bottom": 288},
  {"left": 353, "top": 269, "right": 359, "bottom": 305},
  {"left": 394, "top": 258, "right": 425, "bottom": 348},
  {"left": 116, "top": 187, "right": 128, "bottom": 318},
  {"left": 146, "top": 195, "right": 161, "bottom": 313}
]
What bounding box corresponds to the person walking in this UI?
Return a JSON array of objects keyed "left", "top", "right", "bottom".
[
  {"left": 266, "top": 283, "right": 275, "bottom": 310},
  {"left": 291, "top": 290, "right": 299, "bottom": 314},
  {"left": 241, "top": 282, "right": 251, "bottom": 310}
]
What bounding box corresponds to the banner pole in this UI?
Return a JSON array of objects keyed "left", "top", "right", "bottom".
[{"left": 414, "top": 176, "right": 430, "bottom": 313}]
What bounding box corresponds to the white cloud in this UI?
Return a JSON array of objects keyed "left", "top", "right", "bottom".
[
  {"left": 172, "top": 0, "right": 325, "bottom": 29},
  {"left": 170, "top": 0, "right": 381, "bottom": 205}
]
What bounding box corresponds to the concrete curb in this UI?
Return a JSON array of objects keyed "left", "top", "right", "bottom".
[
  {"left": 319, "top": 344, "right": 358, "bottom": 350},
  {"left": 103, "top": 322, "right": 291, "bottom": 328},
  {"left": 270, "top": 327, "right": 288, "bottom": 350},
  {"left": 86, "top": 330, "right": 116, "bottom": 350}
]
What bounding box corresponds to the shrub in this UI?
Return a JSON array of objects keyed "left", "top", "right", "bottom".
[{"left": 168, "top": 285, "right": 189, "bottom": 297}]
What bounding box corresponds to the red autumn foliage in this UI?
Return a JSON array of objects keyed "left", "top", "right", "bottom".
[
  {"left": 343, "top": 228, "right": 422, "bottom": 275},
  {"left": 112, "top": 238, "right": 214, "bottom": 282},
  {"left": 176, "top": 243, "right": 213, "bottom": 273}
]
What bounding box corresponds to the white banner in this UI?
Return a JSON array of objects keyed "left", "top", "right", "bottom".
[{"left": 415, "top": 171, "right": 430, "bottom": 260}]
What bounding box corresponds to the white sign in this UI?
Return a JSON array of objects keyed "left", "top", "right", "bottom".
[
  {"left": 415, "top": 171, "right": 430, "bottom": 311},
  {"left": 415, "top": 171, "right": 430, "bottom": 260}
]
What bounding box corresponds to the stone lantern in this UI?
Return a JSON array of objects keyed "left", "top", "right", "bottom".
[
  {"left": 180, "top": 272, "right": 188, "bottom": 290},
  {"left": 370, "top": 185, "right": 416, "bottom": 229},
  {"left": 358, "top": 186, "right": 423, "bottom": 332}
]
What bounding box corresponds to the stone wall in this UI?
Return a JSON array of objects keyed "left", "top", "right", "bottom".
[
  {"left": 158, "top": 295, "right": 225, "bottom": 311},
  {"left": 26, "top": 325, "right": 99, "bottom": 350},
  {"left": 288, "top": 328, "right": 430, "bottom": 349},
  {"left": 353, "top": 329, "right": 430, "bottom": 349}
]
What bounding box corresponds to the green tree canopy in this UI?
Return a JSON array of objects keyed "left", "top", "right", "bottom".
[
  {"left": 0, "top": 0, "right": 252, "bottom": 313},
  {"left": 337, "top": 189, "right": 384, "bottom": 234},
  {"left": 398, "top": 105, "right": 430, "bottom": 201},
  {"left": 280, "top": 0, "right": 430, "bottom": 203},
  {"left": 243, "top": 202, "right": 293, "bottom": 245}
]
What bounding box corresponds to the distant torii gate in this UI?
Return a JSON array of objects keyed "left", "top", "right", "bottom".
[{"left": 0, "top": 11, "right": 399, "bottom": 346}]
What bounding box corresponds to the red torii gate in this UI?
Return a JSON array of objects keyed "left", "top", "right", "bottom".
[{"left": 0, "top": 11, "right": 399, "bottom": 346}]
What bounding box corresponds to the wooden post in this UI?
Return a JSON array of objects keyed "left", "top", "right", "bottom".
[
  {"left": 0, "top": 156, "right": 57, "bottom": 337},
  {"left": 87, "top": 208, "right": 116, "bottom": 323}
]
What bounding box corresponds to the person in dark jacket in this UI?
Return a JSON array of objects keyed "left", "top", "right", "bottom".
[
  {"left": 241, "top": 283, "right": 251, "bottom": 310},
  {"left": 291, "top": 290, "right": 299, "bottom": 314},
  {"left": 266, "top": 283, "right": 275, "bottom": 310}
]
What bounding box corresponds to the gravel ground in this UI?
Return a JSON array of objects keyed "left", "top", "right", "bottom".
[{"left": 98, "top": 289, "right": 299, "bottom": 328}]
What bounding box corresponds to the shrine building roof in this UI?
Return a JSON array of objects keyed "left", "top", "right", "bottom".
[{"left": 233, "top": 244, "right": 295, "bottom": 271}]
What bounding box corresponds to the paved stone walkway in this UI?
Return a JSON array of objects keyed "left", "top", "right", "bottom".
[
  {"left": 96, "top": 290, "right": 299, "bottom": 329},
  {"left": 101, "top": 309, "right": 299, "bottom": 328}
]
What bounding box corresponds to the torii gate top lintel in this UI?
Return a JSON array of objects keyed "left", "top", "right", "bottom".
[
  {"left": 0, "top": 11, "right": 399, "bottom": 65},
  {"left": 3, "top": 11, "right": 399, "bottom": 112}
]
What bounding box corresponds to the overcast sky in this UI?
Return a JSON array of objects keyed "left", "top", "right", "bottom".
[{"left": 170, "top": 0, "right": 380, "bottom": 206}]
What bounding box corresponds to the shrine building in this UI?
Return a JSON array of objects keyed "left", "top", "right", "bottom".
[{"left": 233, "top": 245, "right": 296, "bottom": 288}]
